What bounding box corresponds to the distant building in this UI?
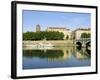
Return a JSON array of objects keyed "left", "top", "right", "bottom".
[
  {"left": 36, "top": 24, "right": 41, "bottom": 32},
  {"left": 74, "top": 28, "right": 91, "bottom": 40},
  {"left": 47, "top": 27, "right": 72, "bottom": 39}
]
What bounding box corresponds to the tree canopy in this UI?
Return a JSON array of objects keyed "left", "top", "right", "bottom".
[
  {"left": 81, "top": 33, "right": 91, "bottom": 38},
  {"left": 23, "top": 31, "right": 64, "bottom": 40}
]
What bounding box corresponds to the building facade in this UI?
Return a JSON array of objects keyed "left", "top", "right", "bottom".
[
  {"left": 74, "top": 28, "right": 91, "bottom": 40},
  {"left": 47, "top": 27, "right": 72, "bottom": 40},
  {"left": 35, "top": 25, "right": 90, "bottom": 40}
]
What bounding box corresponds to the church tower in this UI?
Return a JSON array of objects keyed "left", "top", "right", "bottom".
[{"left": 36, "top": 24, "right": 41, "bottom": 32}]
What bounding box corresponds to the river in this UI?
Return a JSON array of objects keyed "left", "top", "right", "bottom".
[{"left": 23, "top": 45, "right": 91, "bottom": 69}]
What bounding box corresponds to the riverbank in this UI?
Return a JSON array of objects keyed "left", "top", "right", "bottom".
[{"left": 23, "top": 40, "right": 74, "bottom": 47}]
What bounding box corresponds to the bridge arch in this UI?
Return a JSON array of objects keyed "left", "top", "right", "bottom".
[
  {"left": 75, "top": 38, "right": 91, "bottom": 48},
  {"left": 86, "top": 41, "right": 91, "bottom": 50},
  {"left": 76, "top": 41, "right": 82, "bottom": 47},
  {"left": 86, "top": 41, "right": 90, "bottom": 46}
]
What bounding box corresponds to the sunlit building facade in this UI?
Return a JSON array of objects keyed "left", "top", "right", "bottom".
[
  {"left": 47, "top": 27, "right": 72, "bottom": 40},
  {"left": 73, "top": 28, "right": 91, "bottom": 40}
]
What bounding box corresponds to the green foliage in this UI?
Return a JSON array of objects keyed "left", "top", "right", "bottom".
[
  {"left": 23, "top": 31, "right": 64, "bottom": 40},
  {"left": 81, "top": 33, "right": 91, "bottom": 38}
]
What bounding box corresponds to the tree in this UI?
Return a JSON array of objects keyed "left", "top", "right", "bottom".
[
  {"left": 23, "top": 31, "right": 64, "bottom": 40},
  {"left": 87, "top": 33, "right": 91, "bottom": 38},
  {"left": 81, "top": 33, "right": 91, "bottom": 38}
]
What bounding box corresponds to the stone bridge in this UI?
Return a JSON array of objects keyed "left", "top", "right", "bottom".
[{"left": 74, "top": 38, "right": 91, "bottom": 48}]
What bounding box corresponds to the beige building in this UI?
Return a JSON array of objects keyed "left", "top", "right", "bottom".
[
  {"left": 74, "top": 28, "right": 91, "bottom": 40},
  {"left": 47, "top": 27, "right": 72, "bottom": 39}
]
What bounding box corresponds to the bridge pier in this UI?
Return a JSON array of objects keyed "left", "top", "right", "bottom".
[{"left": 82, "top": 43, "right": 86, "bottom": 48}]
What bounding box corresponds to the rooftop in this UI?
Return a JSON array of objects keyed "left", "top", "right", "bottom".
[
  {"left": 48, "top": 27, "right": 70, "bottom": 30},
  {"left": 74, "top": 28, "right": 91, "bottom": 31}
]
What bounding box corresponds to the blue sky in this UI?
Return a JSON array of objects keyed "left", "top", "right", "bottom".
[{"left": 23, "top": 10, "right": 91, "bottom": 32}]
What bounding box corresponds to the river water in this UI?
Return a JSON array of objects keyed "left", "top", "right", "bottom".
[{"left": 23, "top": 46, "right": 91, "bottom": 69}]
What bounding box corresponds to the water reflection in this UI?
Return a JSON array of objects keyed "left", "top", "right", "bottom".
[
  {"left": 75, "top": 46, "right": 91, "bottom": 60},
  {"left": 23, "top": 46, "right": 90, "bottom": 60},
  {"left": 23, "top": 46, "right": 91, "bottom": 69},
  {"left": 23, "top": 50, "right": 64, "bottom": 59}
]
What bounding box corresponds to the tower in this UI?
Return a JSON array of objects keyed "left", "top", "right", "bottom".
[{"left": 36, "top": 24, "right": 41, "bottom": 32}]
